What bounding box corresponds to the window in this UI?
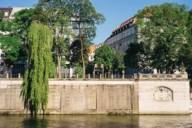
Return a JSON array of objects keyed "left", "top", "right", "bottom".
[
  {"left": 4, "top": 11, "right": 9, "bottom": 17},
  {"left": 1, "top": 53, "right": 5, "bottom": 57}
]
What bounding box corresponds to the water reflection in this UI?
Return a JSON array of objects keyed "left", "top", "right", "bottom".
[
  {"left": 49, "top": 115, "right": 139, "bottom": 128},
  {"left": 22, "top": 117, "right": 48, "bottom": 128},
  {"left": 0, "top": 115, "right": 191, "bottom": 128}
]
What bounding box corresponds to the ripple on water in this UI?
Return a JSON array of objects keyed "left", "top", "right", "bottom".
[{"left": 0, "top": 115, "right": 191, "bottom": 128}]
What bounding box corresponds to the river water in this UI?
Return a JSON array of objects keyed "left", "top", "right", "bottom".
[{"left": 0, "top": 115, "right": 192, "bottom": 128}]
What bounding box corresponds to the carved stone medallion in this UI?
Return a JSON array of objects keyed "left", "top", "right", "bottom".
[{"left": 153, "top": 86, "right": 173, "bottom": 101}]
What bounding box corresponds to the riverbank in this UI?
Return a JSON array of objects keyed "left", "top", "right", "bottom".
[
  {"left": 0, "top": 73, "right": 190, "bottom": 115},
  {"left": 0, "top": 115, "right": 192, "bottom": 128}
]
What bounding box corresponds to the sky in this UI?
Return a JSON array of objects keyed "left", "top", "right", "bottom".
[{"left": 0, "top": 0, "right": 192, "bottom": 44}]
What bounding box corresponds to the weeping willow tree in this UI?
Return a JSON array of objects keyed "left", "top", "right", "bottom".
[{"left": 21, "top": 22, "right": 53, "bottom": 116}]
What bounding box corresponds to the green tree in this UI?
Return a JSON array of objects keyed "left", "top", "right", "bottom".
[
  {"left": 14, "top": 9, "right": 35, "bottom": 44},
  {"left": 187, "top": 11, "right": 192, "bottom": 46},
  {"left": 21, "top": 22, "right": 53, "bottom": 116},
  {"left": 114, "top": 52, "right": 125, "bottom": 72},
  {"left": 0, "top": 16, "right": 24, "bottom": 72},
  {"left": 0, "top": 21, "right": 14, "bottom": 32},
  {"left": 0, "top": 11, "right": 3, "bottom": 21},
  {"left": 14, "top": 6, "right": 70, "bottom": 78},
  {"left": 124, "top": 43, "right": 143, "bottom": 69},
  {"left": 0, "top": 35, "right": 21, "bottom": 67},
  {"left": 69, "top": 39, "right": 82, "bottom": 64},
  {"left": 69, "top": 39, "right": 90, "bottom": 66},
  {"left": 36, "top": 1, "right": 73, "bottom": 78},
  {"left": 14, "top": 8, "right": 50, "bottom": 55},
  {"left": 182, "top": 11, "right": 192, "bottom": 81},
  {"left": 94, "top": 45, "right": 123, "bottom": 72},
  {"left": 133, "top": 3, "right": 190, "bottom": 73},
  {"left": 36, "top": 0, "right": 105, "bottom": 78},
  {"left": 66, "top": 0, "right": 105, "bottom": 78}
]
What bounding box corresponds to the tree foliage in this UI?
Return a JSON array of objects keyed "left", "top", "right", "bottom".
[
  {"left": 36, "top": 0, "right": 74, "bottom": 78},
  {"left": 94, "top": 45, "right": 123, "bottom": 72},
  {"left": 14, "top": 8, "right": 50, "bottom": 52},
  {"left": 0, "top": 35, "right": 21, "bottom": 66},
  {"left": 125, "top": 3, "right": 191, "bottom": 73},
  {"left": 66, "top": 0, "right": 105, "bottom": 78},
  {"left": 66, "top": 0, "right": 105, "bottom": 40},
  {"left": 124, "top": 43, "right": 144, "bottom": 69},
  {"left": 14, "top": 9, "right": 36, "bottom": 43},
  {"left": 187, "top": 12, "right": 192, "bottom": 46},
  {"left": 12, "top": 0, "right": 105, "bottom": 78},
  {"left": 182, "top": 12, "right": 192, "bottom": 79},
  {"left": 69, "top": 39, "right": 82, "bottom": 64},
  {"left": 21, "top": 22, "right": 53, "bottom": 116},
  {"left": 0, "top": 11, "right": 3, "bottom": 21},
  {"left": 38, "top": 0, "right": 105, "bottom": 39},
  {"left": 69, "top": 39, "right": 90, "bottom": 65},
  {"left": 0, "top": 14, "right": 23, "bottom": 68}
]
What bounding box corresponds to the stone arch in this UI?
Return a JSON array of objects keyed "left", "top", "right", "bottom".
[{"left": 153, "top": 86, "right": 173, "bottom": 101}]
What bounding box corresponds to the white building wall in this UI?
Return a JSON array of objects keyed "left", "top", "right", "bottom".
[
  {"left": 9, "top": 7, "right": 28, "bottom": 19},
  {"left": 105, "top": 26, "right": 137, "bottom": 53}
]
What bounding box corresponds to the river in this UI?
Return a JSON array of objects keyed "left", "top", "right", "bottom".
[{"left": 0, "top": 115, "right": 192, "bottom": 128}]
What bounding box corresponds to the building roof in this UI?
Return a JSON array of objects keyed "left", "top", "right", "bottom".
[
  {"left": 104, "top": 17, "right": 136, "bottom": 42},
  {"left": 0, "top": 7, "right": 13, "bottom": 19},
  {"left": 0, "top": 7, "right": 27, "bottom": 19},
  {"left": 112, "top": 17, "right": 135, "bottom": 33}
]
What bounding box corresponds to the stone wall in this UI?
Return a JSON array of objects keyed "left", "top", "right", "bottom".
[
  {"left": 0, "top": 80, "right": 138, "bottom": 114},
  {"left": 0, "top": 77, "right": 190, "bottom": 114},
  {"left": 138, "top": 80, "right": 190, "bottom": 114}
]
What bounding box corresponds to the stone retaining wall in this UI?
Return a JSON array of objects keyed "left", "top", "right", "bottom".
[
  {"left": 138, "top": 80, "right": 190, "bottom": 114},
  {"left": 0, "top": 80, "right": 138, "bottom": 114},
  {"left": 0, "top": 76, "right": 190, "bottom": 114}
]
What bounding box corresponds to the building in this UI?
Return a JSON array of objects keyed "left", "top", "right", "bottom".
[
  {"left": 104, "top": 17, "right": 138, "bottom": 54},
  {"left": 0, "top": 7, "right": 26, "bottom": 77},
  {"left": 105, "top": 9, "right": 192, "bottom": 54},
  {"left": 0, "top": 7, "right": 26, "bottom": 20},
  {"left": 87, "top": 43, "right": 103, "bottom": 62}
]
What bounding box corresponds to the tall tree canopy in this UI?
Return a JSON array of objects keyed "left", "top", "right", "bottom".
[
  {"left": 125, "top": 3, "right": 191, "bottom": 73},
  {"left": 13, "top": 6, "right": 70, "bottom": 78},
  {"left": 36, "top": 0, "right": 73, "bottom": 78},
  {"left": 181, "top": 11, "right": 192, "bottom": 79},
  {"left": 38, "top": 0, "right": 105, "bottom": 40},
  {"left": 21, "top": 22, "right": 53, "bottom": 116},
  {"left": 10, "top": 0, "right": 105, "bottom": 78},
  {"left": 68, "top": 0, "right": 105, "bottom": 78},
  {"left": 37, "top": 0, "right": 105, "bottom": 78}
]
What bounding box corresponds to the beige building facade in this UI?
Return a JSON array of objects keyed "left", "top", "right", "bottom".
[{"left": 104, "top": 17, "right": 138, "bottom": 54}]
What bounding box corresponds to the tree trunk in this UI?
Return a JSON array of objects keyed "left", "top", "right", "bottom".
[
  {"left": 80, "top": 37, "right": 85, "bottom": 79},
  {"left": 78, "top": 21, "right": 85, "bottom": 79},
  {"left": 57, "top": 53, "right": 61, "bottom": 79}
]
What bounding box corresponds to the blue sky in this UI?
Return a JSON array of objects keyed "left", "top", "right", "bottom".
[{"left": 0, "top": 0, "right": 192, "bottom": 43}]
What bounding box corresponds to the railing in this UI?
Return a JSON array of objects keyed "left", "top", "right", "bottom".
[
  {"left": 0, "top": 72, "right": 189, "bottom": 81},
  {"left": 137, "top": 73, "right": 188, "bottom": 80},
  {"left": 0, "top": 73, "right": 22, "bottom": 79},
  {"left": 67, "top": 73, "right": 134, "bottom": 80}
]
